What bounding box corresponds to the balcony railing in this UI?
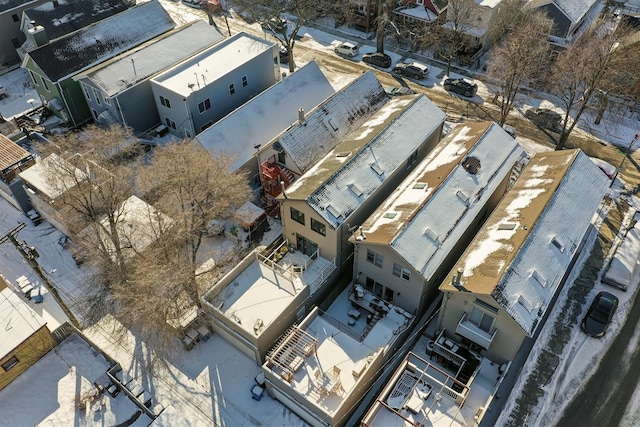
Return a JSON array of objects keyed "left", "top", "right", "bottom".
[{"left": 456, "top": 313, "right": 497, "bottom": 350}]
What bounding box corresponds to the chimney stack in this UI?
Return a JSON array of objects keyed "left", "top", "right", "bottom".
[
  {"left": 452, "top": 268, "right": 463, "bottom": 287},
  {"left": 298, "top": 108, "right": 305, "bottom": 125}
]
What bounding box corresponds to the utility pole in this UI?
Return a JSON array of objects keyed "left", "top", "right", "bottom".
[{"left": 0, "top": 223, "right": 80, "bottom": 328}]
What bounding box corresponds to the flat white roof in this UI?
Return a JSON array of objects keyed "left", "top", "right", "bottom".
[
  {"left": 0, "top": 287, "right": 48, "bottom": 360},
  {"left": 268, "top": 288, "right": 412, "bottom": 416},
  {"left": 205, "top": 252, "right": 335, "bottom": 336},
  {"left": 86, "top": 195, "right": 172, "bottom": 261},
  {"left": 152, "top": 32, "right": 275, "bottom": 97},
  {"left": 19, "top": 153, "right": 87, "bottom": 200}
]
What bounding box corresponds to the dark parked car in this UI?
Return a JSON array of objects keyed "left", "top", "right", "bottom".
[
  {"left": 443, "top": 78, "right": 478, "bottom": 97},
  {"left": 525, "top": 108, "right": 562, "bottom": 132},
  {"left": 581, "top": 291, "right": 618, "bottom": 338},
  {"left": 392, "top": 62, "right": 429, "bottom": 79},
  {"left": 362, "top": 52, "right": 392, "bottom": 68}
]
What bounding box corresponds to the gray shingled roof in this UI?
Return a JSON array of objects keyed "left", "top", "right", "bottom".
[
  {"left": 276, "top": 71, "right": 388, "bottom": 174},
  {"left": 27, "top": 0, "right": 174, "bottom": 82},
  {"left": 288, "top": 94, "right": 446, "bottom": 229},
  {"left": 24, "top": 0, "right": 129, "bottom": 41},
  {"left": 78, "top": 20, "right": 224, "bottom": 96},
  {"left": 195, "top": 61, "right": 335, "bottom": 172}
]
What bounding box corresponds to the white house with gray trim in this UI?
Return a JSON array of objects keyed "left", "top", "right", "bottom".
[
  {"left": 73, "top": 20, "right": 224, "bottom": 132},
  {"left": 351, "top": 122, "right": 524, "bottom": 316},
  {"left": 150, "top": 31, "right": 280, "bottom": 138},
  {"left": 437, "top": 149, "right": 609, "bottom": 364}
]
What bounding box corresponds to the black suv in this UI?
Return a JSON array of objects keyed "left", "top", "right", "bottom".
[
  {"left": 362, "top": 52, "right": 392, "bottom": 68},
  {"left": 443, "top": 78, "right": 478, "bottom": 97},
  {"left": 392, "top": 62, "right": 429, "bottom": 79},
  {"left": 524, "top": 108, "right": 562, "bottom": 132}
]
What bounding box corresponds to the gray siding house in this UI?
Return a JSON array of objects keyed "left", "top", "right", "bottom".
[
  {"left": 74, "top": 20, "right": 224, "bottom": 132},
  {"left": 150, "top": 31, "right": 280, "bottom": 138}
]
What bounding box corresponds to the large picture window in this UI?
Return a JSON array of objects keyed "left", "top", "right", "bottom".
[
  {"left": 469, "top": 307, "right": 494, "bottom": 333},
  {"left": 311, "top": 218, "right": 326, "bottom": 236},
  {"left": 290, "top": 207, "right": 305, "bottom": 225}
]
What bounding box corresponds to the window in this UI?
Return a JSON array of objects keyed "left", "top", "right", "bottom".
[
  {"left": 1, "top": 355, "right": 19, "bottom": 372},
  {"left": 200, "top": 121, "right": 213, "bottom": 132},
  {"left": 229, "top": 84, "right": 235, "bottom": 95},
  {"left": 93, "top": 88, "right": 101, "bottom": 105},
  {"left": 12, "top": 38, "right": 20, "bottom": 49},
  {"left": 242, "top": 75, "right": 248, "bottom": 87},
  {"left": 393, "top": 263, "right": 411, "bottom": 280},
  {"left": 366, "top": 249, "right": 383, "bottom": 268},
  {"left": 407, "top": 150, "right": 418, "bottom": 169},
  {"left": 104, "top": 95, "right": 111, "bottom": 106},
  {"left": 82, "top": 84, "right": 92, "bottom": 101},
  {"left": 311, "top": 218, "right": 326, "bottom": 236},
  {"left": 92, "top": 109, "right": 98, "bottom": 120},
  {"left": 165, "top": 117, "right": 176, "bottom": 129},
  {"left": 198, "top": 98, "right": 211, "bottom": 113},
  {"left": 28, "top": 70, "right": 38, "bottom": 86},
  {"left": 160, "top": 95, "right": 171, "bottom": 108},
  {"left": 468, "top": 307, "right": 494, "bottom": 333},
  {"left": 12, "top": 14, "right": 19, "bottom": 22},
  {"left": 290, "top": 207, "right": 305, "bottom": 225},
  {"left": 41, "top": 77, "right": 50, "bottom": 92}
]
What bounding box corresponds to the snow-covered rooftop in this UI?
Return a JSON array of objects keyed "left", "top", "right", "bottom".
[
  {"left": 394, "top": 5, "right": 440, "bottom": 22},
  {"left": 362, "top": 122, "right": 524, "bottom": 280},
  {"left": 152, "top": 32, "right": 274, "bottom": 97},
  {"left": 275, "top": 70, "right": 387, "bottom": 174},
  {"left": 27, "top": 0, "right": 175, "bottom": 82},
  {"left": 194, "top": 61, "right": 335, "bottom": 172},
  {"left": 0, "top": 287, "right": 48, "bottom": 360},
  {"left": 204, "top": 252, "right": 335, "bottom": 336},
  {"left": 77, "top": 20, "right": 224, "bottom": 97},
  {"left": 24, "top": 0, "right": 128, "bottom": 42},
  {"left": 286, "top": 94, "right": 446, "bottom": 229},
  {"left": 0, "top": 0, "right": 39, "bottom": 13},
  {"left": 18, "top": 152, "right": 87, "bottom": 200},
  {"left": 441, "top": 149, "right": 610, "bottom": 336},
  {"left": 269, "top": 302, "right": 410, "bottom": 416},
  {"left": 527, "top": 0, "right": 598, "bottom": 24},
  {"left": 0, "top": 333, "right": 152, "bottom": 426},
  {"left": 87, "top": 195, "right": 173, "bottom": 261}
]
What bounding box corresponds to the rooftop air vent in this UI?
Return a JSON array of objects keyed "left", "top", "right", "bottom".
[
  {"left": 498, "top": 222, "right": 517, "bottom": 230},
  {"left": 462, "top": 156, "right": 481, "bottom": 175}
]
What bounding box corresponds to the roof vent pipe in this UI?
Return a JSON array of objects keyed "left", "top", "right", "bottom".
[{"left": 298, "top": 108, "right": 305, "bottom": 125}]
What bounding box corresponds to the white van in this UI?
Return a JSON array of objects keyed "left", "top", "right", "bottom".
[{"left": 334, "top": 42, "right": 359, "bottom": 58}]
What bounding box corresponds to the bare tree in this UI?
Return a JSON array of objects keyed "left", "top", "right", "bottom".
[
  {"left": 439, "top": 0, "right": 477, "bottom": 75},
  {"left": 136, "top": 142, "right": 251, "bottom": 311},
  {"left": 487, "top": 14, "right": 550, "bottom": 125},
  {"left": 548, "top": 19, "right": 638, "bottom": 150},
  {"left": 233, "top": 0, "right": 338, "bottom": 73}
]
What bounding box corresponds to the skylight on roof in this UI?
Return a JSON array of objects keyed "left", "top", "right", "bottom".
[
  {"left": 498, "top": 222, "right": 517, "bottom": 230},
  {"left": 424, "top": 227, "right": 439, "bottom": 243},
  {"left": 413, "top": 183, "right": 426, "bottom": 189},
  {"left": 370, "top": 163, "right": 384, "bottom": 176},
  {"left": 349, "top": 183, "right": 363, "bottom": 197},
  {"left": 384, "top": 212, "right": 397, "bottom": 219},
  {"left": 327, "top": 117, "right": 338, "bottom": 131},
  {"left": 336, "top": 152, "right": 352, "bottom": 158},
  {"left": 531, "top": 270, "right": 547, "bottom": 287},
  {"left": 551, "top": 237, "right": 565, "bottom": 253},
  {"left": 326, "top": 204, "right": 341, "bottom": 218},
  {"left": 456, "top": 189, "right": 469, "bottom": 205},
  {"left": 518, "top": 295, "right": 535, "bottom": 314}
]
